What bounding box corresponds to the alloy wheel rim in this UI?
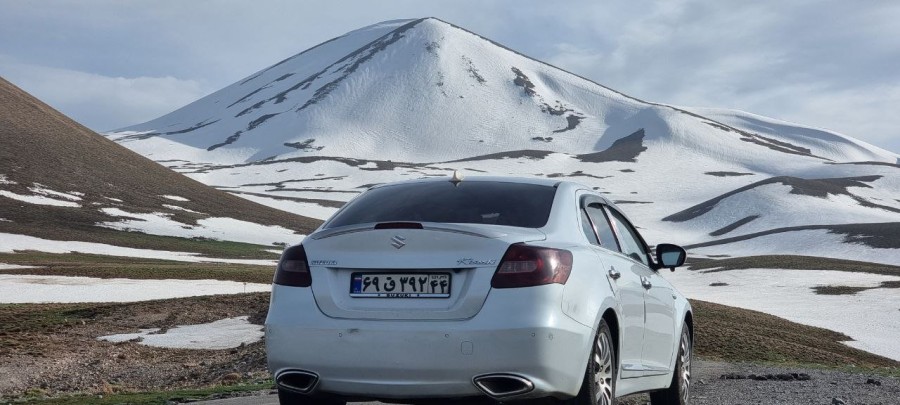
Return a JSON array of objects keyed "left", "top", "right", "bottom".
[
  {"left": 592, "top": 330, "right": 614, "bottom": 405},
  {"left": 680, "top": 330, "right": 692, "bottom": 404}
]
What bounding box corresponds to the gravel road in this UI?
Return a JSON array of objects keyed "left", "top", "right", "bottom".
[{"left": 194, "top": 360, "right": 900, "bottom": 405}]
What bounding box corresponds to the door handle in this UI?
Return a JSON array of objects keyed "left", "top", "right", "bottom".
[
  {"left": 608, "top": 268, "right": 621, "bottom": 280},
  {"left": 641, "top": 277, "right": 652, "bottom": 289}
]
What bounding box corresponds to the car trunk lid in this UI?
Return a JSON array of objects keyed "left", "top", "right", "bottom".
[{"left": 303, "top": 223, "right": 545, "bottom": 320}]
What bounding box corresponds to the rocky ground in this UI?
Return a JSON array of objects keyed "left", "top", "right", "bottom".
[
  {"left": 0, "top": 294, "right": 272, "bottom": 401},
  {"left": 192, "top": 360, "right": 900, "bottom": 404},
  {"left": 620, "top": 360, "right": 900, "bottom": 405},
  {"left": 2, "top": 293, "right": 898, "bottom": 404}
]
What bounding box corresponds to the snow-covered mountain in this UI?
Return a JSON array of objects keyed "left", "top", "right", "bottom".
[{"left": 106, "top": 17, "right": 900, "bottom": 264}]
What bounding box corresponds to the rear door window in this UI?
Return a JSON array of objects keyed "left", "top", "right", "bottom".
[
  {"left": 606, "top": 208, "right": 650, "bottom": 266},
  {"left": 580, "top": 209, "right": 600, "bottom": 245},
  {"left": 585, "top": 204, "right": 621, "bottom": 252},
  {"left": 325, "top": 181, "right": 557, "bottom": 229}
]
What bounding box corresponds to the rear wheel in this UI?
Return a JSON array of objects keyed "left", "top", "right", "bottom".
[
  {"left": 649, "top": 322, "right": 692, "bottom": 405},
  {"left": 277, "top": 388, "right": 346, "bottom": 405},
  {"left": 565, "top": 319, "right": 616, "bottom": 405}
]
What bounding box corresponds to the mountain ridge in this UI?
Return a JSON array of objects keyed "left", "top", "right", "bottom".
[{"left": 0, "top": 77, "right": 319, "bottom": 251}]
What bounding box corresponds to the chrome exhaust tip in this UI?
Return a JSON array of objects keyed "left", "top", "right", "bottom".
[
  {"left": 473, "top": 373, "right": 534, "bottom": 399},
  {"left": 276, "top": 370, "right": 319, "bottom": 394}
]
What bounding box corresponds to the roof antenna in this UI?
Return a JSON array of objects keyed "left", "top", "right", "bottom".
[{"left": 450, "top": 170, "right": 464, "bottom": 186}]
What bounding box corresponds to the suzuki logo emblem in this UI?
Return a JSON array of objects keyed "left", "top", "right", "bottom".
[{"left": 390, "top": 235, "right": 407, "bottom": 249}]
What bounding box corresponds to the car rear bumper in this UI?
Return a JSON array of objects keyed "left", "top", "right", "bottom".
[{"left": 265, "top": 284, "right": 594, "bottom": 400}]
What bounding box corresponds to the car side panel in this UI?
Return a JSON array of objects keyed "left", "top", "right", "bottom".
[
  {"left": 602, "top": 253, "right": 646, "bottom": 379},
  {"left": 641, "top": 269, "right": 678, "bottom": 373},
  {"left": 617, "top": 289, "right": 693, "bottom": 397},
  {"left": 559, "top": 246, "right": 615, "bottom": 328}
]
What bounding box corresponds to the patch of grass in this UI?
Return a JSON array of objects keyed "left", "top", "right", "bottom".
[
  {"left": 0, "top": 252, "right": 275, "bottom": 283},
  {"left": 0, "top": 224, "right": 284, "bottom": 260},
  {"left": 15, "top": 381, "right": 273, "bottom": 404},
  {"left": 812, "top": 280, "right": 900, "bottom": 295},
  {"left": 0, "top": 302, "right": 92, "bottom": 356},
  {"left": 811, "top": 285, "right": 872, "bottom": 295},
  {"left": 688, "top": 255, "right": 900, "bottom": 276},
  {"left": 691, "top": 299, "right": 899, "bottom": 368}
]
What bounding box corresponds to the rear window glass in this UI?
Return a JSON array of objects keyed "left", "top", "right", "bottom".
[{"left": 325, "top": 181, "right": 557, "bottom": 229}]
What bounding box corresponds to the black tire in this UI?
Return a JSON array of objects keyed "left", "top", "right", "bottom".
[
  {"left": 649, "top": 322, "right": 692, "bottom": 405},
  {"left": 565, "top": 319, "right": 616, "bottom": 405},
  {"left": 277, "top": 388, "right": 346, "bottom": 405}
]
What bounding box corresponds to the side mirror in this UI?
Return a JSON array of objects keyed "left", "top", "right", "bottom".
[{"left": 655, "top": 243, "right": 686, "bottom": 271}]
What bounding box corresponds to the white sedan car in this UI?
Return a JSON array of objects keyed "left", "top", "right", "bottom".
[{"left": 267, "top": 176, "right": 693, "bottom": 405}]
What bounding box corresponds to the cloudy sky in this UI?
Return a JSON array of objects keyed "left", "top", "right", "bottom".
[{"left": 1, "top": 0, "right": 898, "bottom": 153}]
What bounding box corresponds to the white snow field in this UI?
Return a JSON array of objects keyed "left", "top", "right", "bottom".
[
  {"left": 665, "top": 268, "right": 900, "bottom": 362},
  {"left": 0, "top": 275, "right": 270, "bottom": 304},
  {"left": 97, "top": 316, "right": 264, "bottom": 350},
  {"left": 0, "top": 233, "right": 276, "bottom": 265},
  {"left": 97, "top": 208, "right": 302, "bottom": 246}
]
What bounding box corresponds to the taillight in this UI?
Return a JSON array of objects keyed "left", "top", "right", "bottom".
[
  {"left": 274, "top": 245, "right": 311, "bottom": 287},
  {"left": 491, "top": 244, "right": 573, "bottom": 288}
]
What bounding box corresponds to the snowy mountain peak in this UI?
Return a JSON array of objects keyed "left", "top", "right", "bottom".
[{"left": 107, "top": 17, "right": 897, "bottom": 167}]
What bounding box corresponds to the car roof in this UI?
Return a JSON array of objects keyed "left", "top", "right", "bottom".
[{"left": 369, "top": 175, "right": 574, "bottom": 189}]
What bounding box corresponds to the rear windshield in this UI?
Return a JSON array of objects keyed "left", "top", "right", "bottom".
[{"left": 325, "top": 181, "right": 557, "bottom": 229}]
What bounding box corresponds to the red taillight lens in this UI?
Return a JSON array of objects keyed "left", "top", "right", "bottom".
[
  {"left": 274, "top": 245, "right": 311, "bottom": 287},
  {"left": 491, "top": 244, "right": 573, "bottom": 288}
]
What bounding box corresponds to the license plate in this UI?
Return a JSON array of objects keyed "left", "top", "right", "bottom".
[{"left": 350, "top": 273, "right": 451, "bottom": 298}]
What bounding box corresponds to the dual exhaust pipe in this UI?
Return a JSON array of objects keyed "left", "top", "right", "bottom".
[
  {"left": 276, "top": 370, "right": 319, "bottom": 394},
  {"left": 276, "top": 370, "right": 534, "bottom": 400},
  {"left": 473, "top": 373, "right": 534, "bottom": 399}
]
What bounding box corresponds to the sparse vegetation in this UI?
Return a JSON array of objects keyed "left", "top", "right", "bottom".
[
  {"left": 14, "top": 381, "right": 273, "bottom": 404},
  {"left": 812, "top": 280, "right": 900, "bottom": 295},
  {"left": 688, "top": 255, "right": 900, "bottom": 276},
  {"left": 691, "top": 300, "right": 898, "bottom": 368},
  {"left": 0, "top": 252, "right": 275, "bottom": 283}
]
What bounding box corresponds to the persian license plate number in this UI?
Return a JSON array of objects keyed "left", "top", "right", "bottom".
[{"left": 350, "top": 273, "right": 451, "bottom": 298}]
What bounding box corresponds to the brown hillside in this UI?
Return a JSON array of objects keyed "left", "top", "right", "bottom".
[{"left": 0, "top": 77, "right": 320, "bottom": 250}]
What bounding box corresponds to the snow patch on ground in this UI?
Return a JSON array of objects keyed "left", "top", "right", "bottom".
[
  {"left": 0, "top": 190, "right": 81, "bottom": 207},
  {"left": 0, "top": 218, "right": 11, "bottom": 222},
  {"left": 161, "top": 195, "right": 190, "bottom": 202},
  {"left": 0, "top": 233, "right": 275, "bottom": 265},
  {"left": 0, "top": 263, "right": 36, "bottom": 270},
  {"left": 0, "top": 174, "right": 15, "bottom": 185},
  {"left": 29, "top": 185, "right": 82, "bottom": 201},
  {"left": 162, "top": 204, "right": 202, "bottom": 214},
  {"left": 97, "top": 316, "right": 263, "bottom": 349},
  {"left": 97, "top": 208, "right": 302, "bottom": 246},
  {"left": 0, "top": 275, "right": 270, "bottom": 303},
  {"left": 233, "top": 193, "right": 339, "bottom": 221},
  {"left": 665, "top": 268, "right": 900, "bottom": 362}
]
